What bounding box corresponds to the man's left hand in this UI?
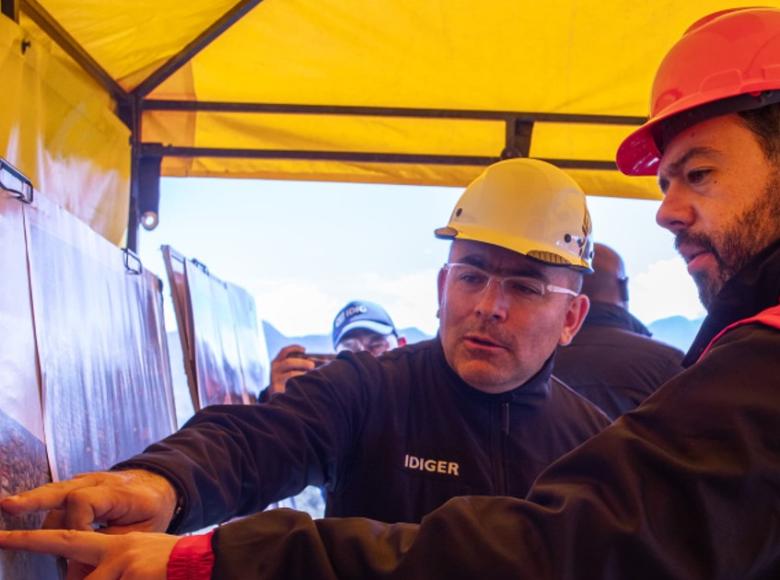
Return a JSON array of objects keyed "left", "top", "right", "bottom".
[{"left": 0, "top": 529, "right": 178, "bottom": 580}]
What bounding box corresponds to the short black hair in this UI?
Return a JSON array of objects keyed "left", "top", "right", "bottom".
[
  {"left": 738, "top": 103, "right": 780, "bottom": 161},
  {"left": 656, "top": 96, "right": 780, "bottom": 158},
  {"left": 560, "top": 268, "right": 584, "bottom": 294}
]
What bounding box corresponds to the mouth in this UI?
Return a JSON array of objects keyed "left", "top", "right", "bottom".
[
  {"left": 462, "top": 333, "right": 508, "bottom": 351},
  {"left": 679, "top": 246, "right": 713, "bottom": 274}
]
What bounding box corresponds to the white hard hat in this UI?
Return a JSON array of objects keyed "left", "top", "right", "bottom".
[{"left": 435, "top": 158, "right": 593, "bottom": 271}]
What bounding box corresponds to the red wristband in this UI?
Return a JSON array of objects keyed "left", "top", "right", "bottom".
[{"left": 167, "top": 530, "right": 216, "bottom": 580}]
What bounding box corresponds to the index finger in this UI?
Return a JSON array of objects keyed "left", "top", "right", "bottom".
[
  {"left": 277, "top": 357, "right": 316, "bottom": 374},
  {"left": 277, "top": 344, "right": 305, "bottom": 359},
  {"left": 1, "top": 474, "right": 101, "bottom": 516},
  {"left": 0, "top": 529, "right": 108, "bottom": 565}
]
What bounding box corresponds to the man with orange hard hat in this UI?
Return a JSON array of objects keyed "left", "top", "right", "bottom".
[{"left": 2, "top": 7, "right": 780, "bottom": 580}]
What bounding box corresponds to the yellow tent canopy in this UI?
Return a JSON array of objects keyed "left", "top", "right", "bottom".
[{"left": 0, "top": 0, "right": 765, "bottom": 245}]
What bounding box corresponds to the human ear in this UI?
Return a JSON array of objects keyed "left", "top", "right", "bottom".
[
  {"left": 558, "top": 294, "right": 590, "bottom": 346},
  {"left": 436, "top": 267, "right": 447, "bottom": 317}
]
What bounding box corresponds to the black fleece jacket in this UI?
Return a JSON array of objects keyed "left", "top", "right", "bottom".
[
  {"left": 117, "top": 339, "right": 608, "bottom": 530},
  {"left": 554, "top": 302, "right": 684, "bottom": 419}
]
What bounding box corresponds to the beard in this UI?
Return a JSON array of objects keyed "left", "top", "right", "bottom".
[{"left": 676, "top": 171, "right": 780, "bottom": 308}]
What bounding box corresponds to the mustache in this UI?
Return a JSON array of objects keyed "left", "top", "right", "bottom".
[{"left": 464, "top": 325, "right": 514, "bottom": 347}]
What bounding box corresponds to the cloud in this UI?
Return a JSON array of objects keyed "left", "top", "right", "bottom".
[{"left": 630, "top": 258, "right": 706, "bottom": 324}]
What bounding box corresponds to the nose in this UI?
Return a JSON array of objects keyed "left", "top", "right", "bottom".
[
  {"left": 656, "top": 182, "right": 695, "bottom": 235},
  {"left": 347, "top": 341, "right": 366, "bottom": 353},
  {"left": 474, "top": 277, "right": 510, "bottom": 321}
]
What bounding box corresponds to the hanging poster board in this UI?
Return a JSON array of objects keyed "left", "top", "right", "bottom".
[
  {"left": 227, "top": 282, "right": 270, "bottom": 401},
  {"left": 162, "top": 248, "right": 269, "bottom": 410},
  {"left": 25, "top": 195, "right": 176, "bottom": 481},
  {"left": 161, "top": 246, "right": 197, "bottom": 426},
  {"left": 185, "top": 261, "right": 248, "bottom": 408},
  {"left": 0, "top": 193, "right": 60, "bottom": 578}
]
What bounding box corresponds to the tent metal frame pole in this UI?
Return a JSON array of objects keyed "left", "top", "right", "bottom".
[
  {"left": 139, "top": 101, "right": 636, "bottom": 170},
  {"left": 125, "top": 96, "right": 142, "bottom": 252},
  {"left": 141, "top": 99, "right": 646, "bottom": 126},
  {"left": 133, "top": 0, "right": 265, "bottom": 98},
  {"left": 1, "top": 0, "right": 19, "bottom": 21},
  {"left": 140, "top": 144, "right": 617, "bottom": 171}
]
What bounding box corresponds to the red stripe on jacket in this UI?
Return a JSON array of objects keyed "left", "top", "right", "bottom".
[{"left": 700, "top": 303, "right": 780, "bottom": 361}]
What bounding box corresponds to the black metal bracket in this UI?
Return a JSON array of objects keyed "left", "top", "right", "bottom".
[
  {"left": 0, "top": 157, "right": 34, "bottom": 203},
  {"left": 189, "top": 257, "right": 228, "bottom": 287},
  {"left": 191, "top": 258, "right": 210, "bottom": 274},
  {"left": 122, "top": 247, "right": 143, "bottom": 275},
  {"left": 501, "top": 118, "right": 533, "bottom": 159}
]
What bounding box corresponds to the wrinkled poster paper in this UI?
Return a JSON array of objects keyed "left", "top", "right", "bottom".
[
  {"left": 25, "top": 195, "right": 176, "bottom": 482},
  {"left": 186, "top": 261, "right": 248, "bottom": 407},
  {"left": 227, "top": 283, "right": 269, "bottom": 400},
  {"left": 163, "top": 248, "right": 268, "bottom": 410},
  {"left": 0, "top": 194, "right": 60, "bottom": 578},
  {"left": 161, "top": 246, "right": 197, "bottom": 426}
]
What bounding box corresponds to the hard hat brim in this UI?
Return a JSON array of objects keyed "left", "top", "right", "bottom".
[
  {"left": 617, "top": 88, "right": 780, "bottom": 176},
  {"left": 434, "top": 224, "right": 592, "bottom": 272},
  {"left": 334, "top": 320, "right": 395, "bottom": 347}
]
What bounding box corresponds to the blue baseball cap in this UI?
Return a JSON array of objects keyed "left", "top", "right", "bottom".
[{"left": 332, "top": 300, "right": 397, "bottom": 348}]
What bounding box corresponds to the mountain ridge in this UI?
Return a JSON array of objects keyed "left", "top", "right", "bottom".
[{"left": 647, "top": 315, "right": 704, "bottom": 352}]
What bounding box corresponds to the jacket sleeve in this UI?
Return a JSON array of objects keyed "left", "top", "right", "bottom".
[
  {"left": 114, "top": 354, "right": 377, "bottom": 533},
  {"left": 210, "top": 325, "right": 780, "bottom": 580}
]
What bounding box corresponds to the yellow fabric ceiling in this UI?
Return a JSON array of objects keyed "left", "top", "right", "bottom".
[{"left": 26, "top": 0, "right": 773, "bottom": 202}]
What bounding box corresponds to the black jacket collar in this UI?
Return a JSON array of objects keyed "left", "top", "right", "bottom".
[
  {"left": 582, "top": 302, "right": 651, "bottom": 337},
  {"left": 684, "top": 239, "right": 780, "bottom": 367}
]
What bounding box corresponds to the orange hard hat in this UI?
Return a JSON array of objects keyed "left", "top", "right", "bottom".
[{"left": 617, "top": 7, "right": 780, "bottom": 176}]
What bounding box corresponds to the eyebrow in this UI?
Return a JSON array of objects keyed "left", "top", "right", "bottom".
[{"left": 658, "top": 146, "right": 721, "bottom": 192}]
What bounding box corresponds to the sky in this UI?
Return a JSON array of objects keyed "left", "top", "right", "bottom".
[{"left": 137, "top": 177, "right": 706, "bottom": 339}]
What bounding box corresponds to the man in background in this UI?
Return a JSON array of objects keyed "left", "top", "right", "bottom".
[
  {"left": 265, "top": 300, "right": 405, "bottom": 515},
  {"left": 268, "top": 300, "right": 404, "bottom": 396},
  {"left": 554, "top": 243, "right": 683, "bottom": 418}
]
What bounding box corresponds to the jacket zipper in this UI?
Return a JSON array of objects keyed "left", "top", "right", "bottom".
[{"left": 496, "top": 402, "right": 510, "bottom": 495}]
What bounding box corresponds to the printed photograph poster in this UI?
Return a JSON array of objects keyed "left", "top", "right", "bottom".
[
  {"left": 25, "top": 194, "right": 176, "bottom": 482},
  {"left": 185, "top": 261, "right": 248, "bottom": 409},
  {"left": 119, "top": 267, "right": 178, "bottom": 457},
  {"left": 0, "top": 194, "right": 60, "bottom": 578},
  {"left": 162, "top": 245, "right": 198, "bottom": 423},
  {"left": 227, "top": 282, "right": 270, "bottom": 401}
]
